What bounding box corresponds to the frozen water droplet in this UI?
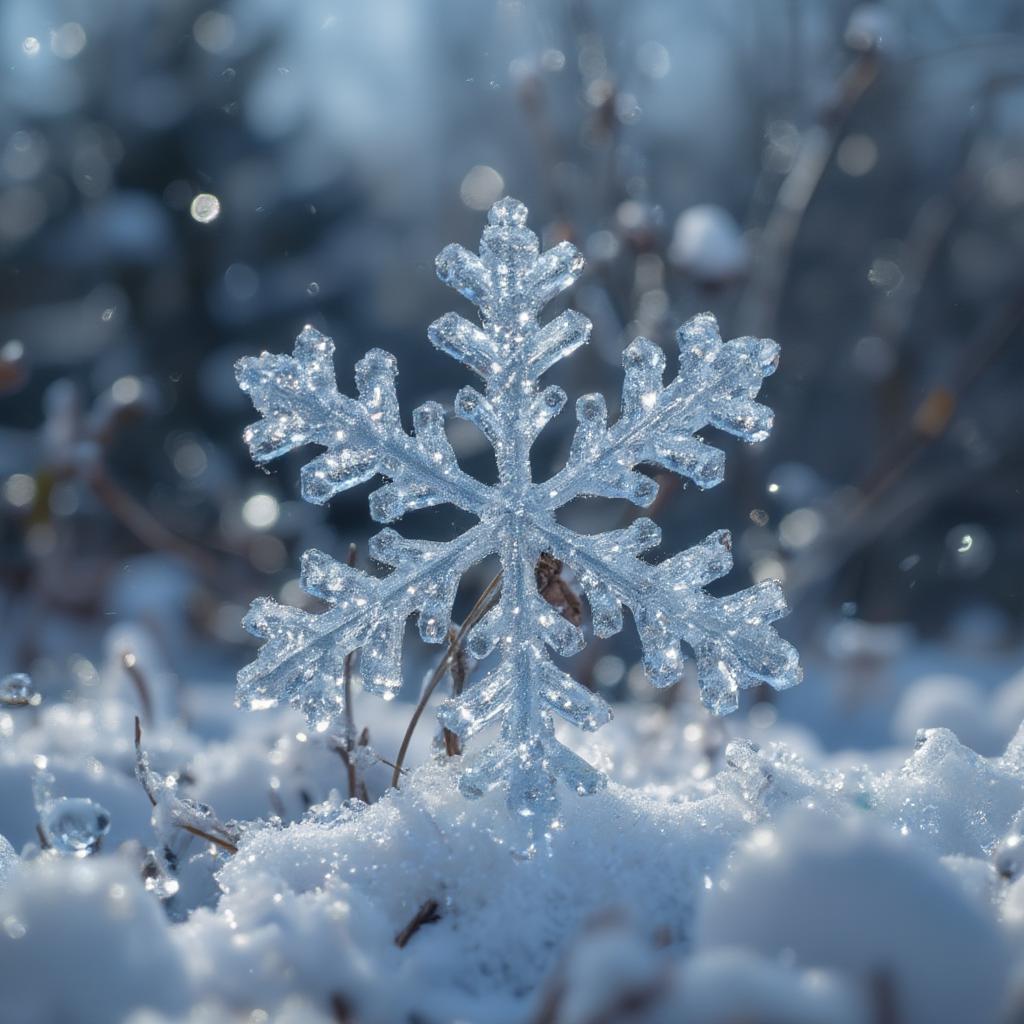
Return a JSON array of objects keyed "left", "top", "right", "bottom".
[
  {"left": 995, "top": 834, "right": 1024, "bottom": 880},
  {"left": 42, "top": 797, "right": 111, "bottom": 856},
  {"left": 190, "top": 193, "right": 221, "bottom": 224},
  {"left": 0, "top": 673, "right": 40, "bottom": 707}
]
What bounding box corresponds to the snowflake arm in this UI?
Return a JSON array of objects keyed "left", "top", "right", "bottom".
[
  {"left": 532, "top": 517, "right": 801, "bottom": 715},
  {"left": 236, "top": 326, "right": 492, "bottom": 520},
  {"left": 238, "top": 523, "right": 494, "bottom": 728},
  {"left": 235, "top": 326, "right": 497, "bottom": 728},
  {"left": 540, "top": 313, "right": 779, "bottom": 510}
]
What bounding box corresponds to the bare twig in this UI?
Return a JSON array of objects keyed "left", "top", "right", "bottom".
[
  {"left": 394, "top": 898, "right": 442, "bottom": 948},
  {"left": 737, "top": 49, "right": 879, "bottom": 335},
  {"left": 178, "top": 823, "right": 238, "bottom": 855},
  {"left": 329, "top": 993, "right": 353, "bottom": 1023},
  {"left": 390, "top": 571, "right": 502, "bottom": 789},
  {"left": 135, "top": 717, "right": 238, "bottom": 854},
  {"left": 122, "top": 651, "right": 153, "bottom": 727},
  {"left": 339, "top": 544, "right": 360, "bottom": 799},
  {"left": 443, "top": 628, "right": 467, "bottom": 757},
  {"left": 88, "top": 463, "right": 224, "bottom": 582}
]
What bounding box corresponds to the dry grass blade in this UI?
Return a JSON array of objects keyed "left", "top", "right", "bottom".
[
  {"left": 178, "top": 823, "right": 238, "bottom": 855},
  {"left": 341, "top": 543, "right": 360, "bottom": 799}
]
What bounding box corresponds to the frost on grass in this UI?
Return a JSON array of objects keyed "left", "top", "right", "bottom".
[{"left": 236, "top": 197, "right": 801, "bottom": 841}]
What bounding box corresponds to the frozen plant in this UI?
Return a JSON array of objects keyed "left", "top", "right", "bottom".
[{"left": 235, "top": 197, "right": 801, "bottom": 843}]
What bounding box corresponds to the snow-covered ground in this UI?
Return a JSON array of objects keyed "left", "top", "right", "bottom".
[{"left": 1, "top": 625, "right": 1023, "bottom": 1023}]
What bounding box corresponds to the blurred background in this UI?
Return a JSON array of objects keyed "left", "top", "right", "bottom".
[{"left": 2, "top": 0, "right": 1023, "bottom": 754}]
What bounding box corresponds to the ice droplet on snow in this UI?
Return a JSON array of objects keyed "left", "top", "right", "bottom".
[
  {"left": 0, "top": 673, "right": 40, "bottom": 707},
  {"left": 41, "top": 798, "right": 111, "bottom": 857}
]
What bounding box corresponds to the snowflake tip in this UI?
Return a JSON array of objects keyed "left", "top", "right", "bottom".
[{"left": 488, "top": 196, "right": 529, "bottom": 227}]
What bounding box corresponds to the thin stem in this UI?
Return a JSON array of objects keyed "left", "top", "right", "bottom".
[
  {"left": 178, "top": 824, "right": 238, "bottom": 855},
  {"left": 133, "top": 716, "right": 157, "bottom": 807},
  {"left": 340, "top": 543, "right": 359, "bottom": 799},
  {"left": 390, "top": 571, "right": 502, "bottom": 789},
  {"left": 442, "top": 627, "right": 467, "bottom": 757},
  {"left": 88, "top": 464, "right": 224, "bottom": 582},
  {"left": 122, "top": 651, "right": 153, "bottom": 726},
  {"left": 736, "top": 49, "right": 878, "bottom": 335}
]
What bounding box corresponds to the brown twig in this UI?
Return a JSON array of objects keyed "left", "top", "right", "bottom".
[
  {"left": 122, "top": 651, "right": 153, "bottom": 726},
  {"left": 178, "top": 823, "right": 238, "bottom": 855},
  {"left": 88, "top": 463, "right": 224, "bottom": 583},
  {"left": 340, "top": 543, "right": 360, "bottom": 799},
  {"left": 737, "top": 49, "right": 879, "bottom": 335},
  {"left": 390, "top": 571, "right": 503, "bottom": 789},
  {"left": 329, "top": 993, "right": 353, "bottom": 1023},
  {"left": 442, "top": 628, "right": 467, "bottom": 757},
  {"left": 135, "top": 717, "right": 238, "bottom": 853},
  {"left": 394, "top": 898, "right": 442, "bottom": 948},
  {"left": 785, "top": 286, "right": 1024, "bottom": 604}
]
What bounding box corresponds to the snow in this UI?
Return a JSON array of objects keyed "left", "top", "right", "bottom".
[
  {"left": 0, "top": 638, "right": 1023, "bottom": 1020},
  {"left": 0, "top": 857, "right": 190, "bottom": 1024},
  {"left": 893, "top": 673, "right": 997, "bottom": 754},
  {"left": 668, "top": 204, "right": 750, "bottom": 282},
  {"left": 698, "top": 808, "right": 1011, "bottom": 1024}
]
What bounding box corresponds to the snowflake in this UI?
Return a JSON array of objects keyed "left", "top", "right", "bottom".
[{"left": 236, "top": 197, "right": 801, "bottom": 839}]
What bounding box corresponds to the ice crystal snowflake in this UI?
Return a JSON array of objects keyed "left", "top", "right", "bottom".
[{"left": 236, "top": 197, "right": 801, "bottom": 836}]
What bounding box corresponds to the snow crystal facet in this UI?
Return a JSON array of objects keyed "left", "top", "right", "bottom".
[{"left": 236, "top": 197, "right": 801, "bottom": 837}]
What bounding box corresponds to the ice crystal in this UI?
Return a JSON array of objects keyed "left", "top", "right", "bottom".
[
  {"left": 33, "top": 772, "right": 110, "bottom": 857},
  {"left": 0, "top": 673, "right": 40, "bottom": 708},
  {"left": 236, "top": 197, "right": 801, "bottom": 838}
]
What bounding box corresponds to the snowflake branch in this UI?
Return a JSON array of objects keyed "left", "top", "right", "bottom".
[
  {"left": 239, "top": 524, "right": 494, "bottom": 728},
  {"left": 535, "top": 518, "right": 801, "bottom": 714},
  {"left": 236, "top": 327, "right": 492, "bottom": 519},
  {"left": 538, "top": 313, "right": 779, "bottom": 511}
]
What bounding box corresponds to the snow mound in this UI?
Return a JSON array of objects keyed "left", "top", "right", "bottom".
[
  {"left": 0, "top": 857, "right": 189, "bottom": 1024},
  {"left": 698, "top": 807, "right": 1010, "bottom": 1024}
]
